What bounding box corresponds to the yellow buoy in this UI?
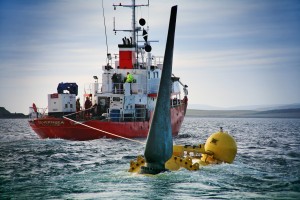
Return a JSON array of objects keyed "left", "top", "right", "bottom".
[{"left": 201, "top": 127, "right": 237, "bottom": 163}]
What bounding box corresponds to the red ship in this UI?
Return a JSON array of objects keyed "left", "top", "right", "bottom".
[{"left": 29, "top": 0, "right": 188, "bottom": 141}]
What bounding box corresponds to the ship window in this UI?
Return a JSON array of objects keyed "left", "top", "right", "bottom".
[
  {"left": 70, "top": 104, "right": 73, "bottom": 108},
  {"left": 65, "top": 104, "right": 68, "bottom": 108},
  {"left": 113, "top": 97, "right": 120, "bottom": 101}
]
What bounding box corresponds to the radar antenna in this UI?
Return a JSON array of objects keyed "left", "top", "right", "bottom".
[{"left": 113, "top": 0, "right": 149, "bottom": 46}]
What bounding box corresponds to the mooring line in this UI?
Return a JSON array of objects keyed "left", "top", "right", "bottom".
[{"left": 63, "top": 113, "right": 145, "bottom": 145}]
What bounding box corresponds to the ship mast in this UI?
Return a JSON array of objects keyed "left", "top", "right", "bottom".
[
  {"left": 132, "top": 0, "right": 136, "bottom": 46},
  {"left": 113, "top": 0, "right": 149, "bottom": 47}
]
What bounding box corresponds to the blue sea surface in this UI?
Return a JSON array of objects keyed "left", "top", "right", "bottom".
[{"left": 1, "top": 118, "right": 300, "bottom": 199}]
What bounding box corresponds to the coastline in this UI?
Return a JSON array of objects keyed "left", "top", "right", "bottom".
[
  {"left": 2, "top": 106, "right": 300, "bottom": 119},
  {"left": 0, "top": 107, "right": 28, "bottom": 119},
  {"left": 186, "top": 108, "right": 300, "bottom": 118}
]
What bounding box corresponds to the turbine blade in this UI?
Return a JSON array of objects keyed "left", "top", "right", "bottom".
[{"left": 141, "top": 5, "right": 178, "bottom": 174}]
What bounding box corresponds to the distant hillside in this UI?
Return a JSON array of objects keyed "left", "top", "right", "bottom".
[
  {"left": 0, "top": 107, "right": 28, "bottom": 119},
  {"left": 188, "top": 103, "right": 300, "bottom": 111},
  {"left": 186, "top": 108, "right": 300, "bottom": 118},
  {"left": 228, "top": 103, "right": 300, "bottom": 111}
]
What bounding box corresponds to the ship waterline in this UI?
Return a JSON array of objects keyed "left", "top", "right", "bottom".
[{"left": 30, "top": 103, "right": 186, "bottom": 140}]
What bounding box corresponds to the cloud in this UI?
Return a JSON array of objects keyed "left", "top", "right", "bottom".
[
  {"left": 173, "top": 46, "right": 300, "bottom": 72},
  {"left": 1, "top": 0, "right": 300, "bottom": 113}
]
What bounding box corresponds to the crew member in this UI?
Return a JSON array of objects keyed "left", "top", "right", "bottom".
[
  {"left": 111, "top": 73, "right": 118, "bottom": 93},
  {"left": 76, "top": 98, "right": 81, "bottom": 112},
  {"left": 84, "top": 96, "right": 92, "bottom": 119},
  {"left": 76, "top": 98, "right": 81, "bottom": 119},
  {"left": 125, "top": 72, "right": 134, "bottom": 83}
]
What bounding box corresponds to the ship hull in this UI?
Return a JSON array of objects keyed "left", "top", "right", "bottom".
[{"left": 29, "top": 104, "right": 187, "bottom": 141}]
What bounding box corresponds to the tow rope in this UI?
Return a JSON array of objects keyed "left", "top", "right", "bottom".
[{"left": 63, "top": 110, "right": 145, "bottom": 145}]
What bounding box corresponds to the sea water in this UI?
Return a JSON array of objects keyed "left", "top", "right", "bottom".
[{"left": 0, "top": 118, "right": 299, "bottom": 199}]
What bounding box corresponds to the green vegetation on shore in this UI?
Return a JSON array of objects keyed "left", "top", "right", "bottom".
[{"left": 0, "top": 107, "right": 28, "bottom": 119}]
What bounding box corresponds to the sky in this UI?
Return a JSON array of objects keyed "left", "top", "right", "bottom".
[{"left": 0, "top": 0, "right": 300, "bottom": 114}]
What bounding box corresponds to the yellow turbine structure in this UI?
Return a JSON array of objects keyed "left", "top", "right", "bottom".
[{"left": 129, "top": 127, "right": 237, "bottom": 173}]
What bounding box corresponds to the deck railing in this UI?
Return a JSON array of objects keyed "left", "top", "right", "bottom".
[
  {"left": 28, "top": 107, "right": 47, "bottom": 119},
  {"left": 93, "top": 82, "right": 160, "bottom": 95}
]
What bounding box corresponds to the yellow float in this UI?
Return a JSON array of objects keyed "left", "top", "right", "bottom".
[{"left": 129, "top": 127, "right": 237, "bottom": 172}]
